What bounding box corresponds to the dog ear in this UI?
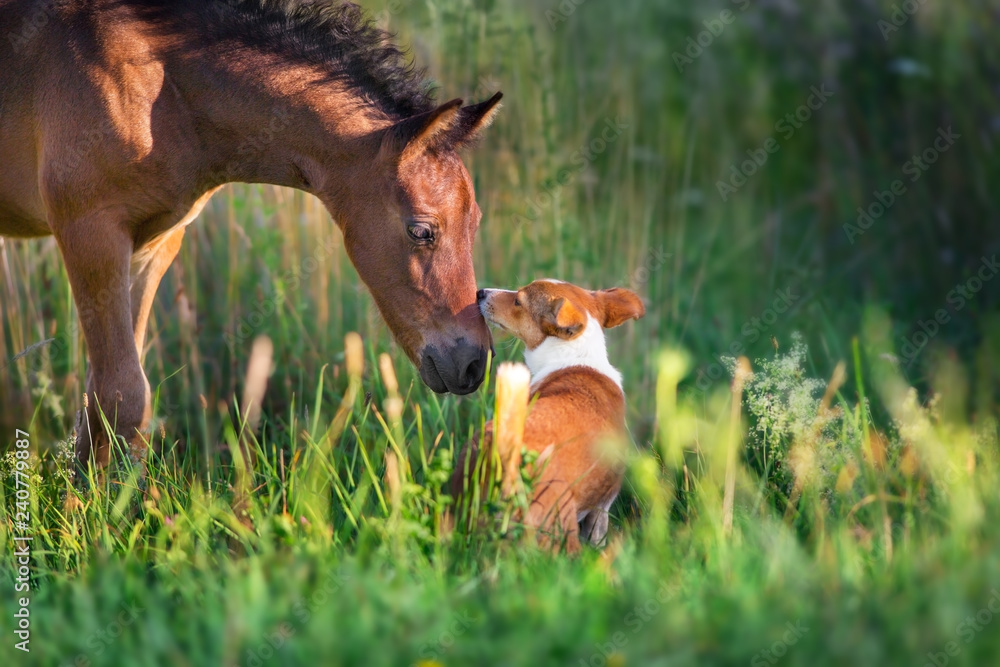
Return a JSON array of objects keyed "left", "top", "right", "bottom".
[
  {"left": 539, "top": 297, "right": 585, "bottom": 339},
  {"left": 381, "top": 98, "right": 464, "bottom": 163},
  {"left": 595, "top": 288, "right": 645, "bottom": 328}
]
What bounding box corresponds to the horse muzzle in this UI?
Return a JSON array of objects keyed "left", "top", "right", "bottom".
[{"left": 419, "top": 339, "right": 490, "bottom": 395}]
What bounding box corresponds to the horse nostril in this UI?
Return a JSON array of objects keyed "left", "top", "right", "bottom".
[
  {"left": 476, "top": 289, "right": 486, "bottom": 303},
  {"left": 459, "top": 348, "right": 488, "bottom": 390}
]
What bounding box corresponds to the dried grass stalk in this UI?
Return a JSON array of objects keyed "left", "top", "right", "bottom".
[{"left": 494, "top": 362, "right": 531, "bottom": 498}]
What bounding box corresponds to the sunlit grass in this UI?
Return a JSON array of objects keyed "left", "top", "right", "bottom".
[{"left": 3, "top": 324, "right": 1000, "bottom": 664}]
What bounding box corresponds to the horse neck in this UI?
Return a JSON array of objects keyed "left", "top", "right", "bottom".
[{"left": 172, "top": 48, "right": 392, "bottom": 218}]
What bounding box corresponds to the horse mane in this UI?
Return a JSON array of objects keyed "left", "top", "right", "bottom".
[{"left": 196, "top": 0, "right": 435, "bottom": 118}]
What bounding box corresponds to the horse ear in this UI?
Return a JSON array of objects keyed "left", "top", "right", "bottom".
[
  {"left": 450, "top": 92, "right": 503, "bottom": 148},
  {"left": 539, "top": 296, "right": 585, "bottom": 339},
  {"left": 595, "top": 288, "right": 645, "bottom": 328},
  {"left": 382, "top": 98, "right": 464, "bottom": 163}
]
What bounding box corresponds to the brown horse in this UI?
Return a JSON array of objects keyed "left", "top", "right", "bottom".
[{"left": 0, "top": 0, "right": 500, "bottom": 467}]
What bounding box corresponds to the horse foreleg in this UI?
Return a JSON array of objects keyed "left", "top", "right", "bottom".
[
  {"left": 57, "top": 217, "right": 150, "bottom": 469},
  {"left": 127, "top": 226, "right": 186, "bottom": 461},
  {"left": 130, "top": 227, "right": 185, "bottom": 359}
]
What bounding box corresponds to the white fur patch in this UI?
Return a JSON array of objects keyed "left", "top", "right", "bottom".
[{"left": 523, "top": 315, "right": 623, "bottom": 391}]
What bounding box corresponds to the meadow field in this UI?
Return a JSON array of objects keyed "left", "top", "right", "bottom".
[{"left": 2, "top": 0, "right": 1000, "bottom": 664}]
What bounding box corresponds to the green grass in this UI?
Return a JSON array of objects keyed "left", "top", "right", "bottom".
[{"left": 2, "top": 0, "right": 1000, "bottom": 665}]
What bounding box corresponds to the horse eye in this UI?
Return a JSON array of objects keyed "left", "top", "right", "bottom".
[{"left": 407, "top": 222, "right": 435, "bottom": 244}]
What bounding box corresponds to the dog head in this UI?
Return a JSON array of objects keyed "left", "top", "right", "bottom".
[{"left": 476, "top": 280, "right": 645, "bottom": 349}]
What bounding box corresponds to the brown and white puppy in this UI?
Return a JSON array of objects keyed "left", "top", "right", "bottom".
[{"left": 454, "top": 279, "right": 644, "bottom": 552}]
